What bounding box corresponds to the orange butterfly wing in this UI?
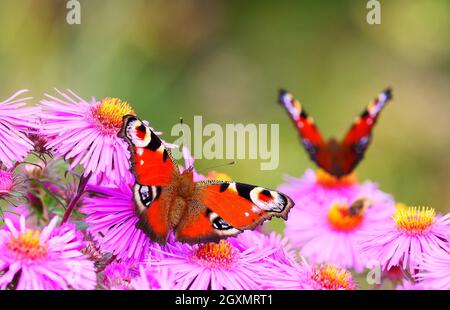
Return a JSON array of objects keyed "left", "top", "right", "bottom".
[
  {"left": 120, "top": 115, "right": 178, "bottom": 186},
  {"left": 278, "top": 89, "right": 326, "bottom": 155},
  {"left": 133, "top": 184, "right": 171, "bottom": 244},
  {"left": 174, "top": 208, "right": 234, "bottom": 244},
  {"left": 342, "top": 88, "right": 392, "bottom": 146},
  {"left": 278, "top": 89, "right": 332, "bottom": 171},
  {"left": 338, "top": 88, "right": 392, "bottom": 175},
  {"left": 120, "top": 115, "right": 178, "bottom": 243},
  {"left": 174, "top": 181, "right": 294, "bottom": 244}
]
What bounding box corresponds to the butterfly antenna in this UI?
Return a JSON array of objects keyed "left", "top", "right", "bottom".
[
  {"left": 177, "top": 116, "right": 185, "bottom": 151},
  {"left": 196, "top": 161, "right": 236, "bottom": 173}
]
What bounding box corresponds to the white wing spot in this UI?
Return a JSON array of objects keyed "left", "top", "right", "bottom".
[
  {"left": 245, "top": 212, "right": 250, "bottom": 217},
  {"left": 136, "top": 147, "right": 144, "bottom": 156},
  {"left": 251, "top": 205, "right": 260, "bottom": 213},
  {"left": 140, "top": 160, "right": 144, "bottom": 165},
  {"left": 228, "top": 183, "right": 238, "bottom": 193}
]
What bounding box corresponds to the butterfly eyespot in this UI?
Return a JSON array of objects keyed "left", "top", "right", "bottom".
[
  {"left": 260, "top": 189, "right": 271, "bottom": 197},
  {"left": 135, "top": 185, "right": 161, "bottom": 210},
  {"left": 136, "top": 124, "right": 146, "bottom": 133},
  {"left": 212, "top": 216, "right": 233, "bottom": 230},
  {"left": 134, "top": 124, "right": 148, "bottom": 140},
  {"left": 125, "top": 119, "right": 151, "bottom": 147},
  {"left": 140, "top": 186, "right": 150, "bottom": 200}
]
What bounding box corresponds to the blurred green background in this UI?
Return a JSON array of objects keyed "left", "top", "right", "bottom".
[{"left": 0, "top": 0, "right": 449, "bottom": 213}]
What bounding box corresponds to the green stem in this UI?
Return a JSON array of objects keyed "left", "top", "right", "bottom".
[{"left": 61, "top": 172, "right": 91, "bottom": 224}]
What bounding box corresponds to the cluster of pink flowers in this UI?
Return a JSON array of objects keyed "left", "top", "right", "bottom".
[
  {"left": 0, "top": 89, "right": 449, "bottom": 290},
  {"left": 279, "top": 171, "right": 450, "bottom": 289}
]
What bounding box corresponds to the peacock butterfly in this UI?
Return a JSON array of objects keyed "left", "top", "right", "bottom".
[
  {"left": 278, "top": 88, "right": 392, "bottom": 178},
  {"left": 119, "top": 115, "right": 294, "bottom": 245}
]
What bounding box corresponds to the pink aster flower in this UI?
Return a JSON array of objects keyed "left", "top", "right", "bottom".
[
  {"left": 395, "top": 279, "right": 425, "bottom": 290},
  {"left": 415, "top": 248, "right": 450, "bottom": 290},
  {"left": 0, "top": 90, "right": 40, "bottom": 168},
  {"left": 358, "top": 206, "right": 450, "bottom": 273},
  {"left": 0, "top": 168, "right": 16, "bottom": 199},
  {"left": 280, "top": 169, "right": 395, "bottom": 271},
  {"left": 131, "top": 265, "right": 175, "bottom": 290},
  {"left": 235, "top": 230, "right": 297, "bottom": 265},
  {"left": 0, "top": 216, "right": 96, "bottom": 290},
  {"left": 103, "top": 262, "right": 136, "bottom": 290},
  {"left": 40, "top": 89, "right": 137, "bottom": 184},
  {"left": 81, "top": 177, "right": 153, "bottom": 264},
  {"left": 263, "top": 258, "right": 357, "bottom": 290},
  {"left": 0, "top": 167, "right": 27, "bottom": 206},
  {"left": 146, "top": 231, "right": 294, "bottom": 290},
  {"left": 2, "top": 205, "right": 30, "bottom": 229}
]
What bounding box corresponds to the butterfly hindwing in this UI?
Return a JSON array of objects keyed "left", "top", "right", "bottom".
[
  {"left": 120, "top": 115, "right": 178, "bottom": 186},
  {"left": 174, "top": 205, "right": 242, "bottom": 244},
  {"left": 174, "top": 181, "right": 294, "bottom": 244},
  {"left": 133, "top": 184, "right": 171, "bottom": 244},
  {"left": 204, "top": 181, "right": 292, "bottom": 229}
]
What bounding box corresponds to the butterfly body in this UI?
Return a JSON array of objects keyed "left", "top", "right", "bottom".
[
  {"left": 120, "top": 115, "right": 294, "bottom": 244},
  {"left": 279, "top": 88, "right": 392, "bottom": 178},
  {"left": 317, "top": 138, "right": 366, "bottom": 178},
  {"left": 321, "top": 140, "right": 343, "bottom": 178}
]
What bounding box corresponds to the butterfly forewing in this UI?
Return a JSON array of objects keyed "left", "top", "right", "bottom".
[
  {"left": 278, "top": 89, "right": 326, "bottom": 158},
  {"left": 120, "top": 114, "right": 178, "bottom": 186}
]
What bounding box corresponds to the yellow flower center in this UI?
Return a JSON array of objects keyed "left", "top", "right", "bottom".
[
  {"left": 395, "top": 202, "right": 408, "bottom": 211},
  {"left": 327, "top": 203, "right": 364, "bottom": 231},
  {"left": 206, "top": 171, "right": 233, "bottom": 182},
  {"left": 311, "top": 263, "right": 356, "bottom": 290},
  {"left": 193, "top": 240, "right": 235, "bottom": 268},
  {"left": 315, "top": 169, "right": 357, "bottom": 188},
  {"left": 393, "top": 206, "right": 436, "bottom": 235},
  {"left": 90, "top": 97, "right": 134, "bottom": 134},
  {"left": 7, "top": 229, "right": 48, "bottom": 260}
]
